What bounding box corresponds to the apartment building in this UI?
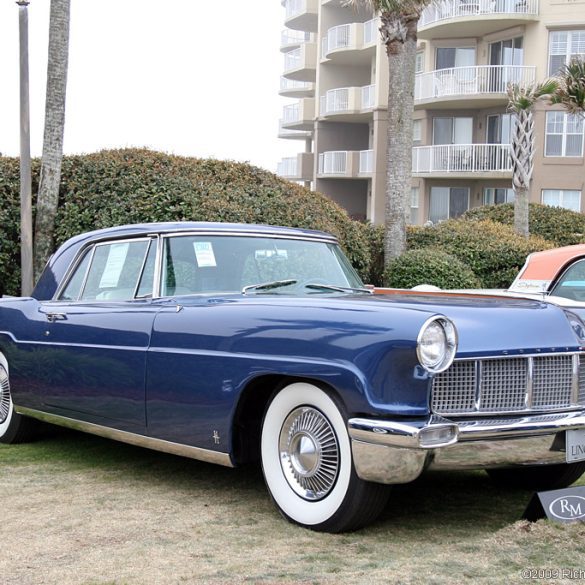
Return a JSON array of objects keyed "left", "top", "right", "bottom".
[{"left": 277, "top": 0, "right": 585, "bottom": 225}]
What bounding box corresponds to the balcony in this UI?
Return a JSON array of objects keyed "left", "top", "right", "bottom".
[
  {"left": 283, "top": 44, "right": 317, "bottom": 82},
  {"left": 278, "top": 120, "right": 313, "bottom": 140},
  {"left": 415, "top": 65, "right": 536, "bottom": 109},
  {"left": 319, "top": 85, "right": 376, "bottom": 121},
  {"left": 280, "top": 30, "right": 315, "bottom": 52},
  {"left": 318, "top": 150, "right": 373, "bottom": 178},
  {"left": 284, "top": 0, "right": 318, "bottom": 32},
  {"left": 321, "top": 19, "right": 377, "bottom": 64},
  {"left": 419, "top": 0, "right": 539, "bottom": 39},
  {"left": 412, "top": 144, "right": 512, "bottom": 178},
  {"left": 277, "top": 152, "right": 314, "bottom": 181},
  {"left": 279, "top": 77, "right": 315, "bottom": 98},
  {"left": 281, "top": 98, "right": 315, "bottom": 131}
]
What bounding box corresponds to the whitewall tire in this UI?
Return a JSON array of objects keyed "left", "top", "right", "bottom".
[
  {"left": 261, "top": 382, "right": 389, "bottom": 532},
  {"left": 0, "top": 353, "right": 39, "bottom": 444}
]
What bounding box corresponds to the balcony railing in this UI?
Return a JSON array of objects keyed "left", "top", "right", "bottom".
[
  {"left": 281, "top": 30, "right": 314, "bottom": 47},
  {"left": 420, "top": 0, "right": 539, "bottom": 28},
  {"left": 321, "top": 19, "right": 378, "bottom": 58},
  {"left": 363, "top": 18, "right": 377, "bottom": 45},
  {"left": 361, "top": 85, "right": 375, "bottom": 109},
  {"left": 412, "top": 144, "right": 512, "bottom": 173},
  {"left": 359, "top": 150, "right": 373, "bottom": 174},
  {"left": 284, "top": 48, "right": 302, "bottom": 72},
  {"left": 319, "top": 151, "right": 347, "bottom": 175},
  {"left": 280, "top": 78, "right": 313, "bottom": 92},
  {"left": 282, "top": 103, "right": 300, "bottom": 124},
  {"left": 285, "top": 0, "right": 306, "bottom": 19},
  {"left": 277, "top": 157, "right": 298, "bottom": 177},
  {"left": 415, "top": 65, "right": 536, "bottom": 101},
  {"left": 320, "top": 85, "right": 376, "bottom": 115}
]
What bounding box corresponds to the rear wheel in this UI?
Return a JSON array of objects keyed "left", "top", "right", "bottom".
[
  {"left": 486, "top": 462, "right": 585, "bottom": 491},
  {"left": 260, "top": 382, "right": 389, "bottom": 532},
  {"left": 0, "top": 354, "right": 40, "bottom": 444}
]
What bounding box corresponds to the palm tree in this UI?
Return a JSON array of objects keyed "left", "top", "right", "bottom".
[
  {"left": 34, "top": 0, "right": 71, "bottom": 280},
  {"left": 343, "top": 0, "right": 430, "bottom": 265},
  {"left": 507, "top": 79, "right": 558, "bottom": 237},
  {"left": 552, "top": 59, "right": 585, "bottom": 115}
]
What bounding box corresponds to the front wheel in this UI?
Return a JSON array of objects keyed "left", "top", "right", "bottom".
[
  {"left": 0, "top": 354, "right": 40, "bottom": 444},
  {"left": 486, "top": 461, "right": 585, "bottom": 491},
  {"left": 261, "top": 382, "right": 389, "bottom": 532}
]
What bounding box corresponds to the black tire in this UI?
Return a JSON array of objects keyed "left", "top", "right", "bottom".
[
  {"left": 260, "top": 382, "right": 390, "bottom": 532},
  {"left": 0, "top": 354, "right": 40, "bottom": 444},
  {"left": 486, "top": 462, "right": 585, "bottom": 491}
]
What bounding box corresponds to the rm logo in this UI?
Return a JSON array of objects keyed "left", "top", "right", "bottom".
[{"left": 549, "top": 496, "right": 585, "bottom": 521}]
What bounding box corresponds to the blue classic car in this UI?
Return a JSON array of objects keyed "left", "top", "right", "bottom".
[{"left": 1, "top": 222, "right": 585, "bottom": 532}]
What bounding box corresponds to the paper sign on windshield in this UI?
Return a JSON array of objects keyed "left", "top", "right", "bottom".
[
  {"left": 194, "top": 242, "right": 217, "bottom": 267},
  {"left": 99, "top": 243, "right": 129, "bottom": 288}
]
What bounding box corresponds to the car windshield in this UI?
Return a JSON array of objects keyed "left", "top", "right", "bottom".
[{"left": 161, "top": 234, "right": 364, "bottom": 296}]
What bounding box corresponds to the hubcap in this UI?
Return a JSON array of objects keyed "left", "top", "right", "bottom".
[
  {"left": 0, "top": 365, "right": 10, "bottom": 424},
  {"left": 279, "top": 406, "right": 339, "bottom": 501}
]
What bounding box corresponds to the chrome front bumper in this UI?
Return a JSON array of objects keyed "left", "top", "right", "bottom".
[{"left": 347, "top": 411, "right": 585, "bottom": 485}]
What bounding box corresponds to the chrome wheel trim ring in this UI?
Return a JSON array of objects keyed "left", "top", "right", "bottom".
[
  {"left": 278, "top": 406, "right": 340, "bottom": 501},
  {"left": 0, "top": 364, "right": 10, "bottom": 424}
]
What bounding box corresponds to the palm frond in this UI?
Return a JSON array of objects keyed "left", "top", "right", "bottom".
[
  {"left": 553, "top": 59, "right": 585, "bottom": 115},
  {"left": 507, "top": 79, "right": 559, "bottom": 113},
  {"left": 342, "top": 0, "right": 431, "bottom": 15}
]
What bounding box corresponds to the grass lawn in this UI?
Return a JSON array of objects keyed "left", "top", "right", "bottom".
[{"left": 1, "top": 428, "right": 584, "bottom": 585}]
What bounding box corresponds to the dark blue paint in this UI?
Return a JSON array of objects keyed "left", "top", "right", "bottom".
[{"left": 2, "top": 222, "right": 584, "bottom": 457}]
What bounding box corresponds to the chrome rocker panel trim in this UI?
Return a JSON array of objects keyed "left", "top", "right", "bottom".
[
  {"left": 348, "top": 410, "right": 585, "bottom": 485},
  {"left": 15, "top": 406, "right": 234, "bottom": 468}
]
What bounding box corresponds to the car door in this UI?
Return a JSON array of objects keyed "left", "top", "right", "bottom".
[{"left": 34, "top": 236, "right": 160, "bottom": 431}]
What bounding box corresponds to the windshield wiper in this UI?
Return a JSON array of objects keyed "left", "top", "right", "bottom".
[
  {"left": 242, "top": 279, "right": 298, "bottom": 294},
  {"left": 304, "top": 283, "right": 373, "bottom": 295}
]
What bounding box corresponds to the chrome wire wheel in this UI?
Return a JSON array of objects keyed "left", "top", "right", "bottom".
[
  {"left": 279, "top": 406, "right": 340, "bottom": 501},
  {"left": 0, "top": 364, "right": 10, "bottom": 425}
]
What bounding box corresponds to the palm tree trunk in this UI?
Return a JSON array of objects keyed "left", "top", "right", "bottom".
[
  {"left": 514, "top": 186, "right": 529, "bottom": 237},
  {"left": 383, "top": 22, "right": 417, "bottom": 264},
  {"left": 34, "top": 0, "right": 70, "bottom": 280}
]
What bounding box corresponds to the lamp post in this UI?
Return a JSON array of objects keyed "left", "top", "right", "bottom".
[{"left": 17, "top": 0, "right": 34, "bottom": 296}]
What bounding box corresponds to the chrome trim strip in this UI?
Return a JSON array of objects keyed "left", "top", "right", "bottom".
[
  {"left": 474, "top": 360, "right": 482, "bottom": 412},
  {"left": 525, "top": 356, "right": 534, "bottom": 409},
  {"left": 348, "top": 409, "right": 585, "bottom": 449},
  {"left": 451, "top": 351, "right": 582, "bottom": 361},
  {"left": 572, "top": 354, "right": 580, "bottom": 406},
  {"left": 15, "top": 406, "right": 234, "bottom": 468}
]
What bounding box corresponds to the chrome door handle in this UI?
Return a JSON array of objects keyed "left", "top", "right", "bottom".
[{"left": 46, "top": 313, "right": 67, "bottom": 322}]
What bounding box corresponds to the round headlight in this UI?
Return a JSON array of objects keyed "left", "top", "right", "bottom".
[{"left": 417, "top": 316, "right": 458, "bottom": 373}]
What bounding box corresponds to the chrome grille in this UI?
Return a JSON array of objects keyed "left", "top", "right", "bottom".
[{"left": 431, "top": 354, "right": 585, "bottom": 416}]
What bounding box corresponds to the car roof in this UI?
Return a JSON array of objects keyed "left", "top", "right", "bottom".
[
  {"left": 61, "top": 221, "right": 339, "bottom": 248},
  {"left": 510, "top": 243, "right": 585, "bottom": 293}
]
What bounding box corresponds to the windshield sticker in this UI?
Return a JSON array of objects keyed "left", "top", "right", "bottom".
[
  {"left": 99, "top": 243, "right": 129, "bottom": 288},
  {"left": 194, "top": 242, "right": 217, "bottom": 268}
]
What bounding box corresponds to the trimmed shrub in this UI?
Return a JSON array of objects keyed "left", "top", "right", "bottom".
[
  {"left": 462, "top": 203, "right": 585, "bottom": 247},
  {"left": 407, "top": 219, "right": 553, "bottom": 288},
  {"left": 365, "top": 223, "right": 385, "bottom": 286},
  {"left": 0, "top": 149, "right": 371, "bottom": 295},
  {"left": 383, "top": 249, "right": 481, "bottom": 289}
]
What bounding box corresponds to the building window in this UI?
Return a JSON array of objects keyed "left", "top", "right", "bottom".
[
  {"left": 484, "top": 188, "right": 515, "bottom": 205},
  {"left": 413, "top": 119, "right": 422, "bottom": 142},
  {"left": 486, "top": 114, "right": 514, "bottom": 145},
  {"left": 429, "top": 187, "right": 469, "bottom": 223},
  {"left": 435, "top": 47, "right": 476, "bottom": 70},
  {"left": 545, "top": 112, "right": 584, "bottom": 157},
  {"left": 409, "top": 187, "right": 419, "bottom": 225},
  {"left": 415, "top": 51, "right": 424, "bottom": 74},
  {"left": 549, "top": 30, "right": 585, "bottom": 75},
  {"left": 542, "top": 189, "right": 581, "bottom": 212},
  {"left": 432, "top": 117, "right": 473, "bottom": 145}
]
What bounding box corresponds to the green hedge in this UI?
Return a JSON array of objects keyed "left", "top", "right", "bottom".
[
  {"left": 407, "top": 219, "right": 552, "bottom": 288},
  {"left": 383, "top": 248, "right": 481, "bottom": 289},
  {"left": 0, "top": 149, "right": 371, "bottom": 296},
  {"left": 462, "top": 203, "right": 585, "bottom": 247}
]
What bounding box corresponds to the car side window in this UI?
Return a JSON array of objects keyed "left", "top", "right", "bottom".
[
  {"left": 550, "top": 258, "right": 585, "bottom": 301},
  {"left": 59, "top": 249, "right": 92, "bottom": 301},
  {"left": 59, "top": 239, "right": 154, "bottom": 301}
]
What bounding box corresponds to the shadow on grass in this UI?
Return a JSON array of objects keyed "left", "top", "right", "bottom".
[{"left": 1, "top": 426, "right": 545, "bottom": 533}]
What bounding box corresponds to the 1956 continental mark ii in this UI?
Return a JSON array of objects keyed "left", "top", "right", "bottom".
[{"left": 1, "top": 222, "right": 585, "bottom": 532}]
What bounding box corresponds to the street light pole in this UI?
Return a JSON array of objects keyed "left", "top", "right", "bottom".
[{"left": 17, "top": 0, "right": 34, "bottom": 296}]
